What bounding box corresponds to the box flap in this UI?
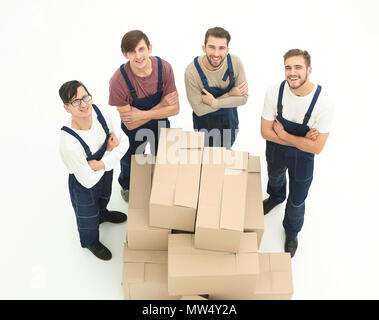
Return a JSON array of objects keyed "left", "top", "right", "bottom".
[
  {"left": 258, "top": 253, "right": 270, "bottom": 273},
  {"left": 238, "top": 233, "right": 258, "bottom": 253},
  {"left": 196, "top": 159, "right": 224, "bottom": 228},
  {"left": 219, "top": 169, "right": 247, "bottom": 232},
  {"left": 268, "top": 253, "right": 293, "bottom": 294},
  {"left": 170, "top": 254, "right": 236, "bottom": 276},
  {"left": 129, "top": 154, "right": 153, "bottom": 209},
  {"left": 169, "top": 234, "right": 228, "bottom": 255},
  {"left": 174, "top": 149, "right": 203, "bottom": 208},
  {"left": 247, "top": 156, "right": 261, "bottom": 173},
  {"left": 123, "top": 244, "right": 167, "bottom": 264},
  {"left": 156, "top": 128, "right": 182, "bottom": 165}
]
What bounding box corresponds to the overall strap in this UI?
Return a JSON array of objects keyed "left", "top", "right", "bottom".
[
  {"left": 277, "top": 80, "right": 287, "bottom": 115},
  {"left": 156, "top": 56, "right": 163, "bottom": 91},
  {"left": 222, "top": 54, "right": 235, "bottom": 84},
  {"left": 193, "top": 56, "right": 209, "bottom": 88},
  {"left": 302, "top": 85, "right": 322, "bottom": 126},
  {"left": 92, "top": 104, "right": 110, "bottom": 135},
  {"left": 119, "top": 64, "right": 138, "bottom": 100},
  {"left": 61, "top": 126, "right": 92, "bottom": 158}
]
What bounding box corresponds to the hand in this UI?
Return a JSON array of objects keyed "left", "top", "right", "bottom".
[
  {"left": 201, "top": 88, "right": 216, "bottom": 107},
  {"left": 87, "top": 160, "right": 105, "bottom": 171},
  {"left": 119, "top": 107, "right": 146, "bottom": 123},
  {"left": 273, "top": 117, "right": 287, "bottom": 139},
  {"left": 106, "top": 133, "right": 119, "bottom": 151},
  {"left": 305, "top": 128, "right": 320, "bottom": 141},
  {"left": 227, "top": 81, "right": 248, "bottom": 96},
  {"left": 160, "top": 91, "right": 178, "bottom": 107}
]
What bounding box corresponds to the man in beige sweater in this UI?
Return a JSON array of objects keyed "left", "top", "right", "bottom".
[{"left": 184, "top": 27, "right": 248, "bottom": 148}]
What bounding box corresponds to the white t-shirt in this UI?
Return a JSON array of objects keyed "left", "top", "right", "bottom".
[
  {"left": 59, "top": 105, "right": 128, "bottom": 189},
  {"left": 262, "top": 81, "right": 334, "bottom": 133}
]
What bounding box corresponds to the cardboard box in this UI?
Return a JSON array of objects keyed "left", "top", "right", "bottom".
[
  {"left": 150, "top": 128, "right": 204, "bottom": 232},
  {"left": 244, "top": 156, "right": 265, "bottom": 248},
  {"left": 168, "top": 233, "right": 259, "bottom": 296},
  {"left": 210, "top": 253, "right": 293, "bottom": 300},
  {"left": 122, "top": 243, "right": 180, "bottom": 300},
  {"left": 195, "top": 147, "right": 249, "bottom": 252},
  {"left": 127, "top": 154, "right": 171, "bottom": 250}
]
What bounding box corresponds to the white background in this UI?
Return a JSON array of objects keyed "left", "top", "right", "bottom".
[{"left": 0, "top": 0, "right": 378, "bottom": 299}]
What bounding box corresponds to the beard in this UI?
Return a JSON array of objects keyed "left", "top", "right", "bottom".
[
  {"left": 206, "top": 54, "right": 225, "bottom": 69},
  {"left": 287, "top": 76, "right": 308, "bottom": 90}
]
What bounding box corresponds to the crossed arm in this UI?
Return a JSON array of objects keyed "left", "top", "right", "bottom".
[
  {"left": 87, "top": 133, "right": 120, "bottom": 171},
  {"left": 261, "top": 117, "right": 329, "bottom": 155},
  {"left": 201, "top": 81, "right": 248, "bottom": 108},
  {"left": 116, "top": 91, "right": 179, "bottom": 131}
]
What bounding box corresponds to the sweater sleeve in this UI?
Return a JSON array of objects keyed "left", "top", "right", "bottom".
[
  {"left": 184, "top": 65, "right": 218, "bottom": 117},
  {"left": 216, "top": 55, "right": 248, "bottom": 109}
]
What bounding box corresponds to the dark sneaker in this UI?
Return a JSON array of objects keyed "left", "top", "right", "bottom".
[
  {"left": 284, "top": 237, "right": 298, "bottom": 258},
  {"left": 263, "top": 198, "right": 279, "bottom": 215},
  {"left": 121, "top": 188, "right": 129, "bottom": 203},
  {"left": 102, "top": 211, "right": 127, "bottom": 224},
  {"left": 88, "top": 241, "right": 112, "bottom": 261}
]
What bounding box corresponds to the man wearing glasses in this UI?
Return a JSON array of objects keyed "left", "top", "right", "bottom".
[
  {"left": 109, "top": 30, "right": 179, "bottom": 203},
  {"left": 59, "top": 80, "right": 128, "bottom": 261}
]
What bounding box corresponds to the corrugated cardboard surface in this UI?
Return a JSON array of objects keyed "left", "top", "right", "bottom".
[
  {"left": 127, "top": 154, "right": 171, "bottom": 250},
  {"left": 122, "top": 243, "right": 180, "bottom": 300},
  {"left": 210, "top": 252, "right": 293, "bottom": 300},
  {"left": 127, "top": 208, "right": 171, "bottom": 250},
  {"left": 195, "top": 147, "right": 249, "bottom": 252},
  {"left": 150, "top": 128, "right": 204, "bottom": 231},
  {"left": 129, "top": 154, "right": 154, "bottom": 210},
  {"left": 244, "top": 156, "right": 265, "bottom": 247},
  {"left": 168, "top": 234, "right": 259, "bottom": 296}
]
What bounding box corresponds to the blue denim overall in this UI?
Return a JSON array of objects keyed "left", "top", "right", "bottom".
[
  {"left": 266, "top": 80, "right": 322, "bottom": 238},
  {"left": 192, "top": 54, "right": 239, "bottom": 148},
  {"left": 61, "top": 104, "right": 113, "bottom": 248},
  {"left": 118, "top": 56, "right": 170, "bottom": 190}
]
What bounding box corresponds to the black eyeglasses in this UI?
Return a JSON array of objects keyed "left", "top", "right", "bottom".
[{"left": 66, "top": 94, "right": 92, "bottom": 107}]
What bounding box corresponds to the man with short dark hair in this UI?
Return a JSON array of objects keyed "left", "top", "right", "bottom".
[
  {"left": 109, "top": 30, "right": 179, "bottom": 202},
  {"left": 59, "top": 80, "right": 128, "bottom": 260},
  {"left": 261, "top": 49, "right": 334, "bottom": 258},
  {"left": 184, "top": 26, "right": 248, "bottom": 148}
]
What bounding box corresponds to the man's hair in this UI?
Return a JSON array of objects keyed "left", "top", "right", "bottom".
[
  {"left": 59, "top": 80, "right": 90, "bottom": 104},
  {"left": 121, "top": 30, "right": 150, "bottom": 53},
  {"left": 204, "top": 27, "right": 231, "bottom": 46},
  {"left": 284, "top": 49, "right": 311, "bottom": 67}
]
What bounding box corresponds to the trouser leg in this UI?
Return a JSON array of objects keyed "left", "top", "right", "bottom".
[
  {"left": 119, "top": 124, "right": 147, "bottom": 190},
  {"left": 98, "top": 170, "right": 113, "bottom": 223},
  {"left": 69, "top": 176, "right": 100, "bottom": 248},
  {"left": 283, "top": 169, "right": 313, "bottom": 238},
  {"left": 266, "top": 143, "right": 287, "bottom": 205}
]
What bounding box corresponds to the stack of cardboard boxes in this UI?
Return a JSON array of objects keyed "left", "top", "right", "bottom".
[{"left": 121, "top": 128, "right": 293, "bottom": 300}]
